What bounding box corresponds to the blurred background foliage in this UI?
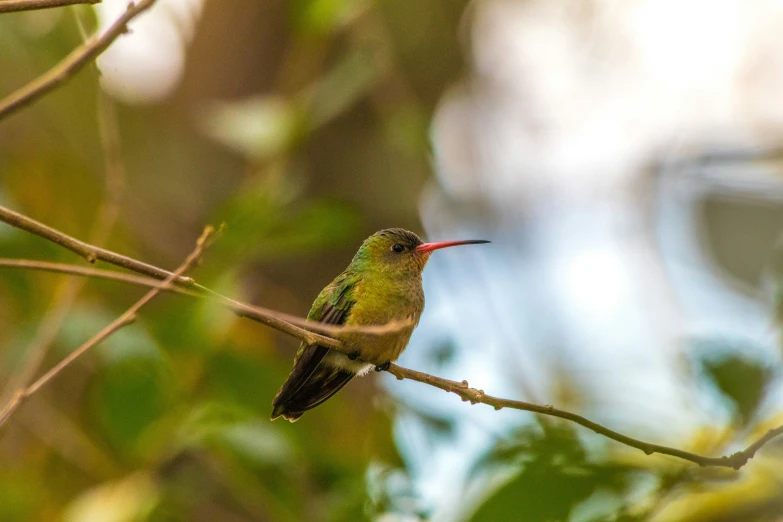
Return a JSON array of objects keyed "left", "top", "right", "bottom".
[{"left": 1, "top": 0, "right": 783, "bottom": 521}]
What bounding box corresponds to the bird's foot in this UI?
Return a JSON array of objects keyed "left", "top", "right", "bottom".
[
  {"left": 375, "top": 361, "right": 391, "bottom": 372},
  {"left": 347, "top": 350, "right": 361, "bottom": 360}
]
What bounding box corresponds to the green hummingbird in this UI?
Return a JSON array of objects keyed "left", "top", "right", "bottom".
[{"left": 271, "top": 228, "right": 489, "bottom": 422}]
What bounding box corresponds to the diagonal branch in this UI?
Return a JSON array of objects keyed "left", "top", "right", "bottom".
[
  {"left": 0, "top": 226, "right": 215, "bottom": 428},
  {"left": 0, "top": 205, "right": 193, "bottom": 284},
  {"left": 0, "top": 0, "right": 156, "bottom": 120},
  {"left": 0, "top": 0, "right": 100, "bottom": 14},
  {"left": 0, "top": 258, "right": 412, "bottom": 338},
  {"left": 0, "top": 205, "right": 782, "bottom": 469},
  {"left": 383, "top": 365, "right": 783, "bottom": 470}
]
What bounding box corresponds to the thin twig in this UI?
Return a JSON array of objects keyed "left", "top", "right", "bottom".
[
  {"left": 0, "top": 205, "right": 193, "bottom": 284},
  {"left": 0, "top": 259, "right": 190, "bottom": 290},
  {"left": 2, "top": 258, "right": 782, "bottom": 470},
  {"left": 0, "top": 0, "right": 156, "bottom": 120},
  {"left": 0, "top": 226, "right": 215, "bottom": 428},
  {"left": 0, "top": 258, "right": 413, "bottom": 337},
  {"left": 0, "top": 0, "right": 99, "bottom": 14},
  {"left": 0, "top": 89, "right": 126, "bottom": 405},
  {"left": 383, "top": 365, "right": 783, "bottom": 470},
  {"left": 1, "top": 210, "right": 782, "bottom": 469},
  {"left": 0, "top": 282, "right": 82, "bottom": 405}
]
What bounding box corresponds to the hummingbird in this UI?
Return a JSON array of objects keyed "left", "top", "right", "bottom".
[{"left": 271, "top": 228, "right": 489, "bottom": 422}]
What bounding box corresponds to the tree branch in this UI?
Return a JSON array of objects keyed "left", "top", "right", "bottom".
[
  {"left": 0, "top": 226, "right": 215, "bottom": 428},
  {"left": 383, "top": 365, "right": 783, "bottom": 470},
  {"left": 0, "top": 258, "right": 411, "bottom": 338},
  {"left": 0, "top": 206, "right": 781, "bottom": 469},
  {"left": 0, "top": 0, "right": 99, "bottom": 14},
  {"left": 0, "top": 205, "right": 193, "bottom": 284},
  {"left": 0, "top": 87, "right": 126, "bottom": 407},
  {"left": 0, "top": 0, "right": 155, "bottom": 120}
]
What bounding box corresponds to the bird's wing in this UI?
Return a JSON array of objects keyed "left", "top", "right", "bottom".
[
  {"left": 293, "top": 270, "right": 358, "bottom": 364},
  {"left": 272, "top": 271, "right": 359, "bottom": 413}
]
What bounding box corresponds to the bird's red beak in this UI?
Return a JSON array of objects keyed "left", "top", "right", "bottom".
[{"left": 414, "top": 239, "right": 490, "bottom": 253}]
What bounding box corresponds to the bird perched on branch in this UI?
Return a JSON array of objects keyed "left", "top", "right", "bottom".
[{"left": 271, "top": 228, "right": 489, "bottom": 422}]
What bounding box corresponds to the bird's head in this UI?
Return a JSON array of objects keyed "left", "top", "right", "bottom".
[{"left": 351, "top": 228, "right": 489, "bottom": 276}]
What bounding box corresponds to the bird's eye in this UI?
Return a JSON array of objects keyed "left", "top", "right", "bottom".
[{"left": 391, "top": 244, "right": 405, "bottom": 253}]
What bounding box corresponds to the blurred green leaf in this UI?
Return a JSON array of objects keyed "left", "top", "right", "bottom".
[
  {"left": 689, "top": 337, "right": 776, "bottom": 427},
  {"left": 701, "top": 353, "right": 773, "bottom": 427},
  {"left": 469, "top": 425, "right": 633, "bottom": 522}
]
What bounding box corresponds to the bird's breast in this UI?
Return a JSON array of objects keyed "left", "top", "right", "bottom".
[
  {"left": 334, "top": 276, "right": 424, "bottom": 367},
  {"left": 350, "top": 275, "right": 424, "bottom": 324}
]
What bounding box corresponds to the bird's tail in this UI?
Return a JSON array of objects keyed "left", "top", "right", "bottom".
[{"left": 271, "top": 363, "right": 354, "bottom": 422}]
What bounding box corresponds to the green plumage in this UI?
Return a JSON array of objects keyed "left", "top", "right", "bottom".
[{"left": 270, "top": 228, "right": 488, "bottom": 422}]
